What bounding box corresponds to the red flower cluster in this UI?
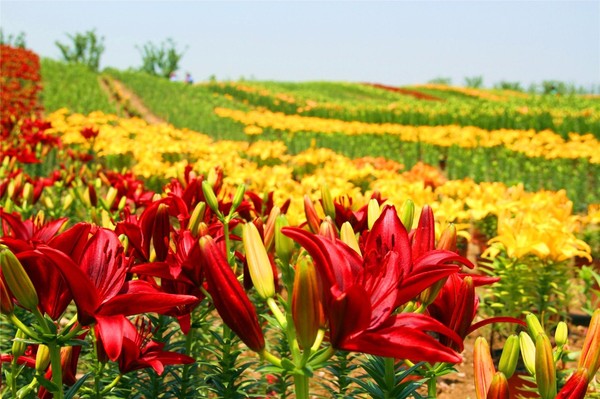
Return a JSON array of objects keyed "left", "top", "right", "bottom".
[{"left": 0, "top": 45, "right": 42, "bottom": 134}]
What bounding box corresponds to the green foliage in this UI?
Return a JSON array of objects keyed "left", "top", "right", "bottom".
[
  {"left": 0, "top": 29, "right": 26, "bottom": 48},
  {"left": 40, "top": 58, "right": 116, "bottom": 114},
  {"left": 464, "top": 75, "right": 484, "bottom": 88},
  {"left": 351, "top": 357, "right": 425, "bottom": 399},
  {"left": 136, "top": 38, "right": 187, "bottom": 79},
  {"left": 428, "top": 77, "right": 452, "bottom": 85},
  {"left": 55, "top": 29, "right": 105, "bottom": 72},
  {"left": 494, "top": 80, "right": 523, "bottom": 91},
  {"left": 479, "top": 253, "right": 573, "bottom": 338},
  {"left": 319, "top": 351, "right": 362, "bottom": 398}
]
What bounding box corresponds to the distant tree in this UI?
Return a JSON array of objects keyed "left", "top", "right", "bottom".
[
  {"left": 494, "top": 81, "right": 523, "bottom": 92},
  {"left": 137, "top": 38, "right": 187, "bottom": 79},
  {"left": 0, "top": 29, "right": 26, "bottom": 48},
  {"left": 464, "top": 76, "right": 484, "bottom": 88},
  {"left": 428, "top": 77, "right": 452, "bottom": 85},
  {"left": 55, "top": 29, "right": 105, "bottom": 72}
]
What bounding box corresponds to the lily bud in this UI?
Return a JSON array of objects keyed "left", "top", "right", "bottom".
[
  {"left": 263, "top": 206, "right": 280, "bottom": 251},
  {"left": 231, "top": 184, "right": 246, "bottom": 213},
  {"left": 0, "top": 276, "right": 14, "bottom": 315},
  {"left": 243, "top": 222, "right": 275, "bottom": 299},
  {"left": 498, "top": 334, "right": 520, "bottom": 379},
  {"left": 104, "top": 186, "right": 118, "bottom": 210},
  {"left": 554, "top": 321, "right": 568, "bottom": 348},
  {"left": 474, "top": 336, "right": 495, "bottom": 399},
  {"left": 400, "top": 198, "right": 415, "bottom": 230},
  {"left": 412, "top": 205, "right": 435, "bottom": 259},
  {"left": 519, "top": 331, "right": 536, "bottom": 375},
  {"left": 292, "top": 258, "right": 321, "bottom": 349},
  {"left": 199, "top": 235, "right": 265, "bottom": 352},
  {"left": 87, "top": 184, "right": 98, "bottom": 207},
  {"left": 22, "top": 182, "right": 34, "bottom": 205},
  {"left": 0, "top": 246, "right": 38, "bottom": 311},
  {"left": 321, "top": 185, "right": 335, "bottom": 220},
  {"left": 318, "top": 216, "right": 337, "bottom": 242},
  {"left": 535, "top": 333, "right": 557, "bottom": 399},
  {"left": 525, "top": 313, "right": 544, "bottom": 341},
  {"left": 556, "top": 368, "right": 590, "bottom": 399},
  {"left": 12, "top": 329, "right": 27, "bottom": 358},
  {"left": 275, "top": 215, "right": 294, "bottom": 265},
  {"left": 486, "top": 371, "right": 509, "bottom": 399},
  {"left": 202, "top": 180, "right": 220, "bottom": 215},
  {"left": 340, "top": 222, "right": 361, "bottom": 255},
  {"left": 367, "top": 198, "right": 381, "bottom": 230},
  {"left": 189, "top": 202, "right": 206, "bottom": 237},
  {"left": 437, "top": 223, "right": 457, "bottom": 252},
  {"left": 36, "top": 344, "right": 51, "bottom": 372},
  {"left": 303, "top": 195, "right": 321, "bottom": 233},
  {"left": 578, "top": 308, "right": 600, "bottom": 376}
]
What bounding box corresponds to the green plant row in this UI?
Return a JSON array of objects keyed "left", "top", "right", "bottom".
[
  {"left": 205, "top": 81, "right": 600, "bottom": 137},
  {"left": 102, "top": 68, "right": 246, "bottom": 140},
  {"left": 40, "top": 58, "right": 117, "bottom": 115}
]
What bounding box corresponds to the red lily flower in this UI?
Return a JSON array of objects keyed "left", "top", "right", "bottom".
[
  {"left": 199, "top": 235, "right": 265, "bottom": 352},
  {"left": 115, "top": 197, "right": 189, "bottom": 263},
  {"left": 96, "top": 316, "right": 194, "bottom": 375},
  {"left": 427, "top": 273, "right": 526, "bottom": 351},
  {"left": 283, "top": 205, "right": 468, "bottom": 363},
  {"left": 23, "top": 226, "right": 198, "bottom": 360}
]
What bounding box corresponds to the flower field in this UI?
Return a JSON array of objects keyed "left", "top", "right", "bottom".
[{"left": 2, "top": 46, "right": 600, "bottom": 398}]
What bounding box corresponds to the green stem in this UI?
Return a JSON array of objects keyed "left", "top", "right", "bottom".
[
  {"left": 310, "top": 329, "right": 325, "bottom": 352},
  {"left": 99, "top": 374, "right": 122, "bottom": 395},
  {"left": 259, "top": 349, "right": 282, "bottom": 368},
  {"left": 427, "top": 376, "right": 437, "bottom": 398},
  {"left": 384, "top": 357, "right": 395, "bottom": 396},
  {"left": 309, "top": 345, "right": 336, "bottom": 366},
  {"left": 293, "top": 373, "right": 309, "bottom": 399},
  {"left": 47, "top": 341, "right": 64, "bottom": 399},
  {"left": 9, "top": 313, "right": 40, "bottom": 341},
  {"left": 179, "top": 326, "right": 195, "bottom": 398},
  {"left": 267, "top": 297, "right": 287, "bottom": 328}
]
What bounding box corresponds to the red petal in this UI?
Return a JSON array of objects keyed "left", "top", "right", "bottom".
[{"left": 96, "top": 315, "right": 126, "bottom": 361}]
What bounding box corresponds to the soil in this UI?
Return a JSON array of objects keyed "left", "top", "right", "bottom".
[{"left": 98, "top": 75, "right": 166, "bottom": 124}]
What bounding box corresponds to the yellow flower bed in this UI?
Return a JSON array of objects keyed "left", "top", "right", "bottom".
[
  {"left": 213, "top": 107, "right": 600, "bottom": 163},
  {"left": 47, "top": 110, "right": 594, "bottom": 262}
]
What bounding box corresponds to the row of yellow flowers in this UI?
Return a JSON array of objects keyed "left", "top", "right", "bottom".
[
  {"left": 214, "top": 107, "right": 600, "bottom": 163},
  {"left": 208, "top": 81, "right": 600, "bottom": 133},
  {"left": 48, "top": 109, "right": 595, "bottom": 264}
]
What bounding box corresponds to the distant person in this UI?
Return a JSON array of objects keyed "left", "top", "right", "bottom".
[
  {"left": 169, "top": 72, "right": 177, "bottom": 82},
  {"left": 185, "top": 72, "right": 194, "bottom": 85}
]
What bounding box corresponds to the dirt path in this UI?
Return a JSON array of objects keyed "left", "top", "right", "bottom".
[{"left": 99, "top": 75, "right": 166, "bottom": 125}]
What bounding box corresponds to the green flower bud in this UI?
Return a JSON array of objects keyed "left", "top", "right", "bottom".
[
  {"left": 400, "top": 199, "right": 415, "bottom": 231},
  {"left": 243, "top": 222, "right": 275, "bottom": 299},
  {"left": 525, "top": 312, "right": 545, "bottom": 341},
  {"left": 35, "top": 344, "right": 50, "bottom": 373},
  {"left": 0, "top": 246, "right": 38, "bottom": 311},
  {"left": 535, "top": 333, "right": 557, "bottom": 399},
  {"left": 11, "top": 329, "right": 27, "bottom": 358},
  {"left": 554, "top": 321, "right": 568, "bottom": 348},
  {"left": 202, "top": 180, "right": 220, "bottom": 215},
  {"left": 367, "top": 199, "right": 381, "bottom": 230},
  {"left": 321, "top": 185, "right": 335, "bottom": 220},
  {"left": 231, "top": 184, "right": 246, "bottom": 214},
  {"left": 498, "top": 334, "right": 520, "bottom": 378},
  {"left": 275, "top": 215, "right": 294, "bottom": 265},
  {"left": 519, "top": 331, "right": 536, "bottom": 375}
]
